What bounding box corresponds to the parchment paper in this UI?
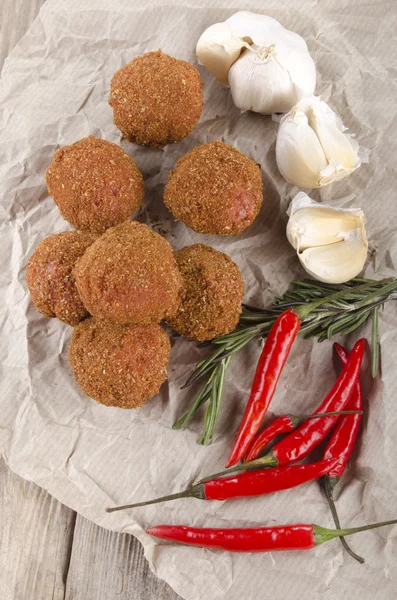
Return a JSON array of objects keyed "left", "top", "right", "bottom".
[{"left": 1, "top": 0, "right": 397, "bottom": 598}]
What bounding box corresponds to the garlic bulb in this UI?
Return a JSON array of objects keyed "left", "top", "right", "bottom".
[
  {"left": 196, "top": 11, "right": 316, "bottom": 114},
  {"left": 276, "top": 97, "right": 361, "bottom": 188},
  {"left": 287, "top": 192, "right": 368, "bottom": 284}
]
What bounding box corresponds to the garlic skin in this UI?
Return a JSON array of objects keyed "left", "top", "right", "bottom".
[
  {"left": 196, "top": 22, "right": 248, "bottom": 86},
  {"left": 196, "top": 12, "right": 316, "bottom": 114},
  {"left": 287, "top": 193, "right": 368, "bottom": 284},
  {"left": 277, "top": 97, "right": 361, "bottom": 188}
]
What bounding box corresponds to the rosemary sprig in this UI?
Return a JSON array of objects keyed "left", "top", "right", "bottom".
[
  {"left": 174, "top": 277, "right": 397, "bottom": 444},
  {"left": 371, "top": 306, "right": 380, "bottom": 378}
]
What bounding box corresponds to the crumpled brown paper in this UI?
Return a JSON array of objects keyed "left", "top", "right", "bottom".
[{"left": 1, "top": 0, "right": 397, "bottom": 598}]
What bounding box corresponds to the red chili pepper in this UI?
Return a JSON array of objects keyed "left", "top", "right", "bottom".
[
  {"left": 226, "top": 309, "right": 301, "bottom": 468},
  {"left": 244, "top": 415, "right": 301, "bottom": 461},
  {"left": 198, "top": 338, "right": 366, "bottom": 483},
  {"left": 147, "top": 519, "right": 397, "bottom": 553},
  {"left": 324, "top": 344, "right": 363, "bottom": 478},
  {"left": 322, "top": 342, "right": 365, "bottom": 564},
  {"left": 270, "top": 338, "right": 365, "bottom": 467},
  {"left": 204, "top": 458, "right": 337, "bottom": 500},
  {"left": 244, "top": 409, "right": 362, "bottom": 463},
  {"left": 105, "top": 458, "right": 338, "bottom": 512}
]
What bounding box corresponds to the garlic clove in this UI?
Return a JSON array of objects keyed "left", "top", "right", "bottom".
[
  {"left": 287, "top": 206, "right": 365, "bottom": 251},
  {"left": 286, "top": 193, "right": 368, "bottom": 284},
  {"left": 196, "top": 22, "right": 248, "bottom": 86},
  {"left": 298, "top": 238, "right": 368, "bottom": 284},
  {"left": 276, "top": 109, "right": 328, "bottom": 188},
  {"left": 276, "top": 97, "right": 362, "bottom": 188},
  {"left": 308, "top": 101, "right": 359, "bottom": 169}
]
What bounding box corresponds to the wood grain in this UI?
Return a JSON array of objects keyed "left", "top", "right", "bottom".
[
  {"left": 0, "top": 457, "right": 76, "bottom": 600},
  {"left": 65, "top": 515, "right": 179, "bottom": 600}
]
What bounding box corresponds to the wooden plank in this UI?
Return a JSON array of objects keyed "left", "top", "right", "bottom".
[
  {"left": 65, "top": 514, "right": 180, "bottom": 600},
  {"left": 0, "top": 0, "right": 46, "bottom": 70},
  {"left": 0, "top": 457, "right": 76, "bottom": 600}
]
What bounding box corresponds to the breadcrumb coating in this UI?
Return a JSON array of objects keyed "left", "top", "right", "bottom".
[
  {"left": 109, "top": 50, "right": 203, "bottom": 147},
  {"left": 46, "top": 136, "right": 144, "bottom": 234},
  {"left": 26, "top": 231, "right": 98, "bottom": 326},
  {"left": 164, "top": 140, "right": 263, "bottom": 236},
  {"left": 69, "top": 318, "right": 171, "bottom": 408},
  {"left": 166, "top": 243, "right": 244, "bottom": 341},
  {"left": 74, "top": 221, "right": 182, "bottom": 325}
]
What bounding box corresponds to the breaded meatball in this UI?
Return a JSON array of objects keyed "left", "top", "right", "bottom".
[
  {"left": 166, "top": 244, "right": 244, "bottom": 341},
  {"left": 46, "top": 136, "right": 144, "bottom": 234},
  {"left": 26, "top": 231, "right": 98, "bottom": 326},
  {"left": 74, "top": 221, "right": 182, "bottom": 325},
  {"left": 109, "top": 50, "right": 203, "bottom": 147},
  {"left": 69, "top": 318, "right": 171, "bottom": 408},
  {"left": 164, "top": 141, "right": 263, "bottom": 236}
]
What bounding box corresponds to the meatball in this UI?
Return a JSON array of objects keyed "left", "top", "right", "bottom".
[
  {"left": 74, "top": 221, "right": 182, "bottom": 325},
  {"left": 109, "top": 50, "right": 203, "bottom": 148},
  {"left": 164, "top": 141, "right": 263, "bottom": 236},
  {"left": 166, "top": 244, "right": 244, "bottom": 341},
  {"left": 26, "top": 231, "right": 98, "bottom": 326},
  {"left": 46, "top": 136, "right": 144, "bottom": 234},
  {"left": 69, "top": 318, "right": 171, "bottom": 408}
]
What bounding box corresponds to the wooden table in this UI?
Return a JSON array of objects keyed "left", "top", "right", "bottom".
[{"left": 0, "top": 2, "right": 180, "bottom": 598}]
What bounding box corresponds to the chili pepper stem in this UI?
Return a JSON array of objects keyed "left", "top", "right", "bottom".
[
  {"left": 196, "top": 452, "right": 278, "bottom": 484},
  {"left": 105, "top": 483, "right": 206, "bottom": 513},
  {"left": 302, "top": 410, "right": 362, "bottom": 419},
  {"left": 281, "top": 410, "right": 363, "bottom": 431},
  {"left": 313, "top": 519, "right": 397, "bottom": 546},
  {"left": 323, "top": 476, "right": 365, "bottom": 564}
]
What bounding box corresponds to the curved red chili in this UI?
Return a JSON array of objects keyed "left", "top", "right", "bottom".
[
  {"left": 197, "top": 338, "right": 366, "bottom": 483},
  {"left": 244, "top": 409, "right": 361, "bottom": 463},
  {"left": 147, "top": 520, "right": 397, "bottom": 553},
  {"left": 226, "top": 309, "right": 301, "bottom": 468},
  {"left": 324, "top": 344, "right": 363, "bottom": 478},
  {"left": 244, "top": 414, "right": 301, "bottom": 462},
  {"left": 106, "top": 458, "right": 337, "bottom": 512},
  {"left": 270, "top": 338, "right": 365, "bottom": 467},
  {"left": 322, "top": 342, "right": 365, "bottom": 564}
]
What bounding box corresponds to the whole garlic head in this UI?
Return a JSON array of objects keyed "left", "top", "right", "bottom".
[
  {"left": 196, "top": 11, "right": 316, "bottom": 114},
  {"left": 276, "top": 96, "right": 361, "bottom": 188},
  {"left": 287, "top": 192, "right": 368, "bottom": 284}
]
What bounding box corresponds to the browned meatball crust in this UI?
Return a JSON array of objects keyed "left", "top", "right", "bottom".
[
  {"left": 166, "top": 244, "right": 244, "bottom": 341},
  {"left": 69, "top": 318, "right": 171, "bottom": 408},
  {"left": 46, "top": 136, "right": 144, "bottom": 234},
  {"left": 26, "top": 231, "right": 98, "bottom": 326},
  {"left": 74, "top": 221, "right": 182, "bottom": 325},
  {"left": 109, "top": 50, "right": 203, "bottom": 148},
  {"left": 164, "top": 141, "right": 263, "bottom": 236}
]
